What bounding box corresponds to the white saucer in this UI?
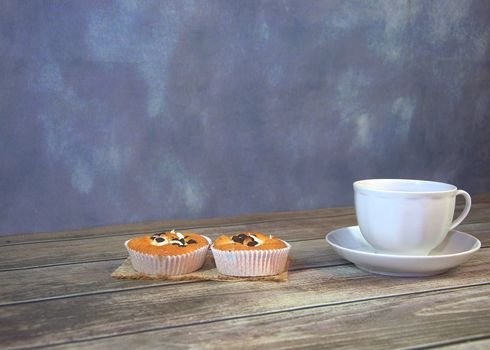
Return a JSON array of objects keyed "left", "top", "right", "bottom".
[{"left": 325, "top": 226, "right": 481, "bottom": 277}]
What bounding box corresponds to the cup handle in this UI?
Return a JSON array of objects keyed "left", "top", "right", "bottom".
[{"left": 449, "top": 190, "right": 471, "bottom": 231}]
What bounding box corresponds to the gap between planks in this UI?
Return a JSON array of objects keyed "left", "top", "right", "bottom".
[
  {"left": 1, "top": 208, "right": 487, "bottom": 251},
  {"left": 0, "top": 205, "right": 359, "bottom": 245},
  {"left": 0, "top": 236, "right": 488, "bottom": 306},
  {"left": 2, "top": 194, "right": 488, "bottom": 246},
  {"left": 0, "top": 228, "right": 347, "bottom": 249},
  {"left": 0, "top": 262, "right": 350, "bottom": 307},
  {"left": 0, "top": 212, "right": 357, "bottom": 247},
  {"left": 2, "top": 249, "right": 489, "bottom": 349},
  {"left": 13, "top": 282, "right": 490, "bottom": 350},
  {"left": 0, "top": 234, "right": 350, "bottom": 272},
  {"left": 1, "top": 221, "right": 488, "bottom": 272},
  {"left": 0, "top": 246, "right": 488, "bottom": 308},
  {"left": 406, "top": 335, "right": 490, "bottom": 350}
]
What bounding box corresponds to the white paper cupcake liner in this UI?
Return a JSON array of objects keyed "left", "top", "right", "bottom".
[
  {"left": 211, "top": 241, "right": 291, "bottom": 276},
  {"left": 125, "top": 236, "right": 211, "bottom": 276}
]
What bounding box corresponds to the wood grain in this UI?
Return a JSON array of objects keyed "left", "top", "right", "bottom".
[
  {"left": 1, "top": 218, "right": 489, "bottom": 271},
  {"left": 1, "top": 193, "right": 488, "bottom": 246},
  {"left": 436, "top": 338, "right": 490, "bottom": 349},
  {"left": 0, "top": 207, "right": 356, "bottom": 245},
  {"left": 1, "top": 230, "right": 489, "bottom": 306},
  {"left": 0, "top": 238, "right": 346, "bottom": 305},
  {"left": 0, "top": 214, "right": 358, "bottom": 270},
  {"left": 1, "top": 196, "right": 488, "bottom": 349},
  {"left": 1, "top": 249, "right": 489, "bottom": 349},
  {"left": 45, "top": 285, "right": 490, "bottom": 350}
]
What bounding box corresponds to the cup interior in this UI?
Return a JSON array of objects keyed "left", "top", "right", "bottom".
[{"left": 354, "top": 179, "right": 456, "bottom": 193}]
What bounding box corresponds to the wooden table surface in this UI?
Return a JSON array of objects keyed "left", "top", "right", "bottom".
[{"left": 1, "top": 195, "right": 490, "bottom": 349}]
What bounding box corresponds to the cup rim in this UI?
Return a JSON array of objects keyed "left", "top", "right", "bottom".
[{"left": 353, "top": 178, "right": 457, "bottom": 195}]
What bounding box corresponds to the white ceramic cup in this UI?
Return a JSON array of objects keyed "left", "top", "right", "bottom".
[{"left": 353, "top": 179, "right": 471, "bottom": 255}]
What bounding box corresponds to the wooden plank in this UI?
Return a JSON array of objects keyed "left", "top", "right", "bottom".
[
  {"left": 0, "top": 207, "right": 356, "bottom": 244},
  {"left": 1, "top": 217, "right": 489, "bottom": 271},
  {"left": 1, "top": 193, "right": 489, "bottom": 245},
  {"left": 436, "top": 338, "right": 490, "bottom": 349},
  {"left": 0, "top": 215, "right": 357, "bottom": 270},
  {"left": 1, "top": 249, "right": 489, "bottom": 349},
  {"left": 454, "top": 201, "right": 490, "bottom": 223},
  {"left": 1, "top": 230, "right": 489, "bottom": 305},
  {"left": 46, "top": 285, "right": 490, "bottom": 350},
  {"left": 0, "top": 238, "right": 346, "bottom": 305}
]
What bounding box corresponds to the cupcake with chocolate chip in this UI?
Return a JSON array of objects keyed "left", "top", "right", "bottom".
[
  {"left": 211, "top": 232, "right": 290, "bottom": 276},
  {"left": 125, "top": 230, "right": 210, "bottom": 276}
]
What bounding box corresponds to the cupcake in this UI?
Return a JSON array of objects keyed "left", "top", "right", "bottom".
[
  {"left": 211, "top": 232, "right": 290, "bottom": 276},
  {"left": 125, "top": 230, "right": 210, "bottom": 276}
]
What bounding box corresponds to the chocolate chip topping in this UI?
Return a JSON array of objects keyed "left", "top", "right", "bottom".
[
  {"left": 247, "top": 240, "right": 258, "bottom": 247},
  {"left": 170, "top": 239, "right": 184, "bottom": 246},
  {"left": 150, "top": 230, "right": 204, "bottom": 248},
  {"left": 232, "top": 233, "right": 248, "bottom": 244},
  {"left": 231, "top": 233, "right": 263, "bottom": 247}
]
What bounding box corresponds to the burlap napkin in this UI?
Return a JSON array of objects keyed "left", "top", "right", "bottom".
[{"left": 112, "top": 254, "right": 288, "bottom": 282}]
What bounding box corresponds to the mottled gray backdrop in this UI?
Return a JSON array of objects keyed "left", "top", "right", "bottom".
[{"left": 1, "top": 0, "right": 490, "bottom": 235}]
